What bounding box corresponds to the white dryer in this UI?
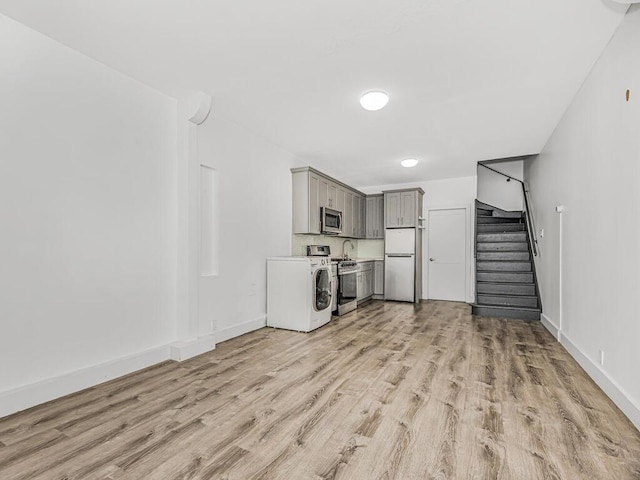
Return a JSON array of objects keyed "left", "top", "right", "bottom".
[{"left": 267, "top": 256, "right": 332, "bottom": 332}]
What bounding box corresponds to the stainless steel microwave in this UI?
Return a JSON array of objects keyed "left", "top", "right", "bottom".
[{"left": 321, "top": 206, "right": 342, "bottom": 235}]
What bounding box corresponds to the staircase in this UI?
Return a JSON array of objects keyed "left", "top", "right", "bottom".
[{"left": 472, "top": 200, "right": 541, "bottom": 321}]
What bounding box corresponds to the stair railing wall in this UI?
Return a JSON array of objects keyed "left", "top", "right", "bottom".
[{"left": 478, "top": 162, "right": 538, "bottom": 257}]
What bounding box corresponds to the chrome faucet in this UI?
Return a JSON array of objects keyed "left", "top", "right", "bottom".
[{"left": 342, "top": 239, "right": 354, "bottom": 260}]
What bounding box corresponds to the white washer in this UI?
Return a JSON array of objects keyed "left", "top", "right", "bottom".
[{"left": 267, "top": 256, "right": 332, "bottom": 332}]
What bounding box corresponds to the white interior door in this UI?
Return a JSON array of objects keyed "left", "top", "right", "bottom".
[{"left": 427, "top": 208, "right": 467, "bottom": 301}]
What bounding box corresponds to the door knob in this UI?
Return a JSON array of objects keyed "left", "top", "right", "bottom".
[{"left": 429, "top": 258, "right": 434, "bottom": 261}]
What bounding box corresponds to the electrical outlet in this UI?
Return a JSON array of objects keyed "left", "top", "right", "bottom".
[{"left": 599, "top": 349, "right": 605, "bottom": 366}]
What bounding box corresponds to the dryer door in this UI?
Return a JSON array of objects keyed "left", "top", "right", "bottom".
[{"left": 313, "top": 268, "right": 331, "bottom": 312}]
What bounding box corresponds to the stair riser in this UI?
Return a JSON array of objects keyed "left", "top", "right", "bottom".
[
  {"left": 477, "top": 242, "right": 528, "bottom": 252},
  {"left": 471, "top": 305, "right": 540, "bottom": 321},
  {"left": 477, "top": 217, "right": 523, "bottom": 224},
  {"left": 477, "top": 272, "right": 534, "bottom": 283},
  {"left": 476, "top": 283, "right": 536, "bottom": 296},
  {"left": 478, "top": 233, "right": 527, "bottom": 242},
  {"left": 477, "top": 224, "right": 526, "bottom": 233},
  {"left": 477, "top": 251, "right": 530, "bottom": 261},
  {"left": 477, "top": 295, "right": 538, "bottom": 308},
  {"left": 477, "top": 208, "right": 493, "bottom": 216},
  {"left": 477, "top": 261, "right": 532, "bottom": 272}
]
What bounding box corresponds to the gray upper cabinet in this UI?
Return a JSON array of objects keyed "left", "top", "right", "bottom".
[
  {"left": 384, "top": 189, "right": 424, "bottom": 228},
  {"left": 366, "top": 195, "right": 384, "bottom": 238},
  {"left": 359, "top": 195, "right": 366, "bottom": 238},
  {"left": 352, "top": 195, "right": 361, "bottom": 238},
  {"left": 319, "top": 177, "right": 340, "bottom": 209},
  {"left": 292, "top": 169, "right": 322, "bottom": 234},
  {"left": 292, "top": 167, "right": 385, "bottom": 238},
  {"left": 335, "top": 186, "right": 345, "bottom": 216},
  {"left": 385, "top": 192, "right": 401, "bottom": 228},
  {"left": 348, "top": 193, "right": 365, "bottom": 238},
  {"left": 343, "top": 190, "right": 353, "bottom": 237},
  {"left": 400, "top": 192, "right": 416, "bottom": 227}
]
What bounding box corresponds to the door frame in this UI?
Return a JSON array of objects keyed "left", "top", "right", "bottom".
[{"left": 424, "top": 204, "right": 474, "bottom": 303}]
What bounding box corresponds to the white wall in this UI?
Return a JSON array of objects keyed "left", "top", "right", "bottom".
[
  {"left": 360, "top": 176, "right": 477, "bottom": 301},
  {"left": 0, "top": 14, "right": 178, "bottom": 412},
  {"left": 196, "top": 117, "right": 299, "bottom": 341},
  {"left": 477, "top": 159, "right": 524, "bottom": 211},
  {"left": 525, "top": 6, "right": 640, "bottom": 429}
]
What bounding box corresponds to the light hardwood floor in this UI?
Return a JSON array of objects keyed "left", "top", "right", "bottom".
[{"left": 1, "top": 300, "right": 639, "bottom": 479}]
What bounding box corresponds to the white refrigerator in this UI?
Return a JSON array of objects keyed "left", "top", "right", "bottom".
[{"left": 384, "top": 228, "right": 416, "bottom": 302}]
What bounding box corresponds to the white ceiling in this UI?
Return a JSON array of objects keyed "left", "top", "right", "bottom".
[{"left": 0, "top": 0, "right": 628, "bottom": 187}]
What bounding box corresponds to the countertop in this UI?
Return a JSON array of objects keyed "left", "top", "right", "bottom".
[{"left": 329, "top": 257, "right": 384, "bottom": 263}]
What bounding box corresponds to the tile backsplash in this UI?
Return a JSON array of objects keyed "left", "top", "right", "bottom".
[{"left": 292, "top": 234, "right": 383, "bottom": 259}]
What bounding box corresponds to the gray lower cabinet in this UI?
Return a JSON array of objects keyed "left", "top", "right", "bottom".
[
  {"left": 374, "top": 260, "right": 384, "bottom": 295},
  {"left": 331, "top": 271, "right": 338, "bottom": 312},
  {"left": 357, "top": 262, "right": 374, "bottom": 302}
]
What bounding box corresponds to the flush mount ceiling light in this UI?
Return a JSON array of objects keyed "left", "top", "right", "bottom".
[
  {"left": 401, "top": 158, "right": 419, "bottom": 168},
  {"left": 360, "top": 91, "right": 389, "bottom": 111}
]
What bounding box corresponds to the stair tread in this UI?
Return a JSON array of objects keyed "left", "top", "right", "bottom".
[
  {"left": 477, "top": 281, "right": 536, "bottom": 286},
  {"left": 477, "top": 293, "right": 538, "bottom": 299},
  {"left": 477, "top": 239, "right": 528, "bottom": 243},
  {"left": 476, "top": 249, "right": 530, "bottom": 252},
  {"left": 477, "top": 260, "right": 532, "bottom": 264},
  {"left": 476, "top": 214, "right": 522, "bottom": 219},
  {"left": 470, "top": 303, "right": 541, "bottom": 312},
  {"left": 476, "top": 269, "right": 532, "bottom": 273}
]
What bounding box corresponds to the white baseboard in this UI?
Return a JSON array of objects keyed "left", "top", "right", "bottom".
[
  {"left": 560, "top": 333, "right": 640, "bottom": 431},
  {"left": 540, "top": 313, "right": 560, "bottom": 341},
  {"left": 217, "top": 315, "right": 266, "bottom": 343},
  {"left": 0, "top": 344, "right": 170, "bottom": 419},
  {"left": 0, "top": 317, "right": 268, "bottom": 419},
  {"left": 170, "top": 334, "right": 216, "bottom": 361}
]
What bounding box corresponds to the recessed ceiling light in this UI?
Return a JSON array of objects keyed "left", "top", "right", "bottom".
[
  {"left": 401, "top": 158, "right": 419, "bottom": 168},
  {"left": 360, "top": 91, "right": 389, "bottom": 111}
]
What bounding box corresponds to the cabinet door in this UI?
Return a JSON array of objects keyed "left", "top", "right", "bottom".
[
  {"left": 368, "top": 270, "right": 374, "bottom": 296},
  {"left": 363, "top": 270, "right": 370, "bottom": 297},
  {"left": 351, "top": 195, "right": 359, "bottom": 237},
  {"left": 328, "top": 182, "right": 338, "bottom": 209},
  {"left": 366, "top": 197, "right": 375, "bottom": 238},
  {"left": 359, "top": 195, "right": 366, "bottom": 238},
  {"left": 356, "top": 272, "right": 364, "bottom": 300},
  {"left": 374, "top": 261, "right": 384, "bottom": 295},
  {"left": 400, "top": 191, "right": 416, "bottom": 227},
  {"left": 318, "top": 177, "right": 330, "bottom": 208},
  {"left": 335, "top": 187, "right": 345, "bottom": 217},
  {"left": 309, "top": 173, "right": 321, "bottom": 234},
  {"left": 385, "top": 193, "right": 401, "bottom": 228},
  {"left": 343, "top": 191, "right": 353, "bottom": 237},
  {"left": 374, "top": 196, "right": 384, "bottom": 238}
]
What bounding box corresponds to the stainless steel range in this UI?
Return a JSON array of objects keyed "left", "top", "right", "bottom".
[{"left": 336, "top": 260, "right": 358, "bottom": 315}]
